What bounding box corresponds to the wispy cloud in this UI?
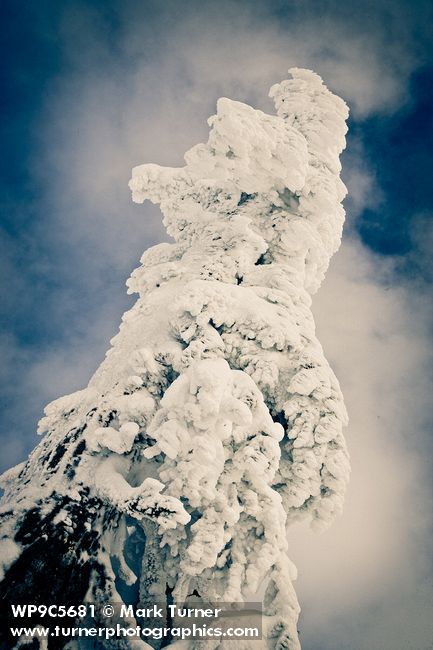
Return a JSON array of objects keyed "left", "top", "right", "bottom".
[{"left": 289, "top": 238, "right": 433, "bottom": 648}]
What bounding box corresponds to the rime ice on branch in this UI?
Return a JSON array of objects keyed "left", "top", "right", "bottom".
[{"left": 0, "top": 68, "right": 349, "bottom": 650}]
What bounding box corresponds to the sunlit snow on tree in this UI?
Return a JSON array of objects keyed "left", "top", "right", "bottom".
[{"left": 0, "top": 68, "right": 349, "bottom": 650}]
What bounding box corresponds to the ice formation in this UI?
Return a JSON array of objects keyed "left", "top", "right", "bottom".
[{"left": 0, "top": 68, "right": 349, "bottom": 649}]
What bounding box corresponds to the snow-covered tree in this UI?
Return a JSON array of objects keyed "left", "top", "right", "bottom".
[{"left": 0, "top": 68, "right": 349, "bottom": 649}]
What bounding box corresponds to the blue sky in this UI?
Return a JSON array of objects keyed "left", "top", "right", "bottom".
[{"left": 1, "top": 1, "right": 432, "bottom": 649}]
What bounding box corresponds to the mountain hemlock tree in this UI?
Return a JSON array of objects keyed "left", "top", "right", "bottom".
[{"left": 0, "top": 68, "right": 349, "bottom": 649}]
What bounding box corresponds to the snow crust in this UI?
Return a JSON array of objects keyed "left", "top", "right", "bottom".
[{"left": 0, "top": 68, "right": 349, "bottom": 650}]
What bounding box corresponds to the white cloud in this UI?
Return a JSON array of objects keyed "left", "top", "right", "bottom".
[{"left": 288, "top": 238, "right": 433, "bottom": 648}]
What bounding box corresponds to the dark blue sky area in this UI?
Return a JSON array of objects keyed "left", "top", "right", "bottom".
[{"left": 357, "top": 67, "right": 433, "bottom": 270}]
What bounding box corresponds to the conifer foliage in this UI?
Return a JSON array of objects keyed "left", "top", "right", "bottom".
[{"left": 0, "top": 69, "right": 349, "bottom": 649}]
